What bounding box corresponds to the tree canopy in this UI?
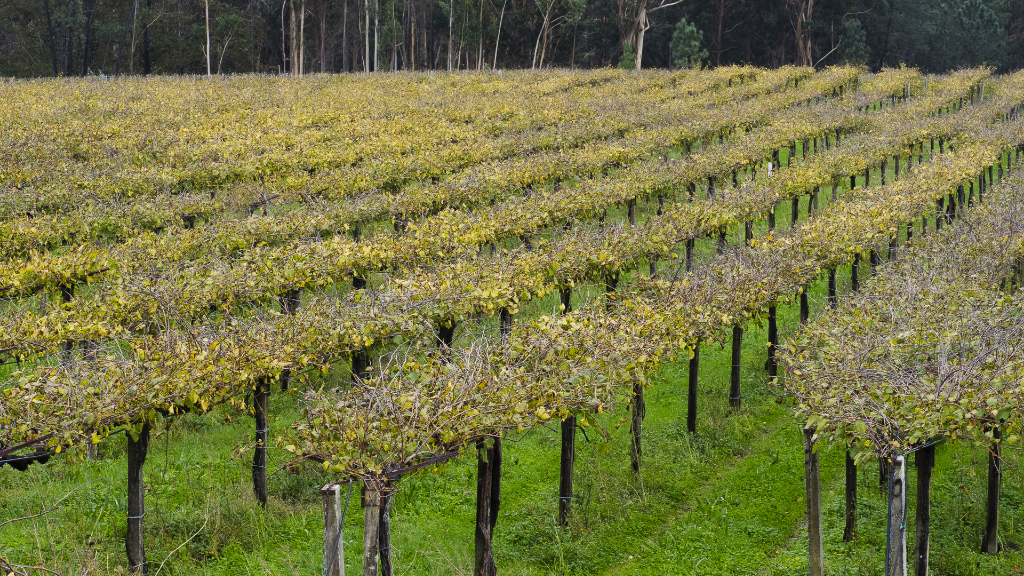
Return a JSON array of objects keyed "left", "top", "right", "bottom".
[{"left": 0, "top": 0, "right": 1022, "bottom": 77}]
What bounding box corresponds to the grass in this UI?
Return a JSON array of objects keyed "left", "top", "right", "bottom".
[{"left": 3, "top": 145, "right": 1021, "bottom": 575}]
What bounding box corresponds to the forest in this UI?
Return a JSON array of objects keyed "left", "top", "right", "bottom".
[{"left": 1, "top": 0, "right": 1023, "bottom": 78}]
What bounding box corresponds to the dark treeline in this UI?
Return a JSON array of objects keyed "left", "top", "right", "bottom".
[{"left": 1, "top": 0, "right": 1022, "bottom": 78}]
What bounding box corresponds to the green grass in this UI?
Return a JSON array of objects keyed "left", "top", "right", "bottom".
[{"left": 2, "top": 145, "right": 1020, "bottom": 575}]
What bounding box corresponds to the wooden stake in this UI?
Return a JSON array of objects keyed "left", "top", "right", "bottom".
[
  {"left": 766, "top": 305, "right": 777, "bottom": 377},
  {"left": 827, "top": 269, "right": 837, "bottom": 309},
  {"left": 322, "top": 484, "right": 345, "bottom": 576},
  {"left": 362, "top": 483, "right": 380, "bottom": 576},
  {"left": 844, "top": 448, "right": 857, "bottom": 542},
  {"left": 558, "top": 416, "right": 575, "bottom": 527},
  {"left": 474, "top": 438, "right": 500, "bottom": 576},
  {"left": 804, "top": 428, "right": 824, "bottom": 576},
  {"left": 629, "top": 381, "right": 645, "bottom": 472},
  {"left": 886, "top": 456, "right": 907, "bottom": 576},
  {"left": 687, "top": 343, "right": 699, "bottom": 433},
  {"left": 499, "top": 307, "right": 512, "bottom": 344},
  {"left": 379, "top": 485, "right": 394, "bottom": 576},
  {"left": 253, "top": 378, "right": 269, "bottom": 509},
  {"left": 729, "top": 325, "right": 742, "bottom": 408},
  {"left": 852, "top": 254, "right": 860, "bottom": 293},
  {"left": 799, "top": 289, "right": 809, "bottom": 324},
  {"left": 915, "top": 444, "right": 935, "bottom": 575},
  {"left": 983, "top": 429, "right": 1002, "bottom": 554},
  {"left": 126, "top": 421, "right": 151, "bottom": 574}
]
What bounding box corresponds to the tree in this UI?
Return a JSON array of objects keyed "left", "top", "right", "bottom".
[
  {"left": 785, "top": 0, "right": 814, "bottom": 66},
  {"left": 670, "top": 16, "right": 705, "bottom": 68},
  {"left": 617, "top": 0, "right": 684, "bottom": 70},
  {"left": 839, "top": 18, "right": 868, "bottom": 64},
  {"left": 618, "top": 38, "right": 635, "bottom": 68},
  {"left": 532, "top": 0, "right": 584, "bottom": 69},
  {"left": 955, "top": 0, "right": 1004, "bottom": 67}
]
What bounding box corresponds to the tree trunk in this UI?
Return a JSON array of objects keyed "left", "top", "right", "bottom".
[
  {"left": 126, "top": 421, "right": 151, "bottom": 574},
  {"left": 343, "top": 0, "right": 349, "bottom": 72},
  {"left": 492, "top": 0, "right": 507, "bottom": 70},
  {"left": 115, "top": 1, "right": 135, "bottom": 75},
  {"left": 300, "top": 0, "right": 306, "bottom": 75},
  {"left": 142, "top": 0, "right": 151, "bottom": 74},
  {"left": 320, "top": 0, "right": 327, "bottom": 72},
  {"left": 366, "top": 0, "right": 372, "bottom": 72},
  {"left": 205, "top": 0, "right": 212, "bottom": 76},
  {"left": 43, "top": 0, "right": 59, "bottom": 76},
  {"left": 634, "top": 8, "right": 647, "bottom": 70},
  {"left": 82, "top": 0, "right": 96, "bottom": 74},
  {"left": 448, "top": 0, "right": 453, "bottom": 70},
  {"left": 63, "top": 0, "right": 78, "bottom": 76},
  {"left": 290, "top": 0, "right": 298, "bottom": 75}
]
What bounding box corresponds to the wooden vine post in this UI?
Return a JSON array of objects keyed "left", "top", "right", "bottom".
[
  {"left": 322, "top": 484, "right": 345, "bottom": 576},
  {"left": 126, "top": 421, "right": 151, "bottom": 574},
  {"left": 886, "top": 456, "right": 907, "bottom": 576},
  {"left": 983, "top": 426, "right": 1002, "bottom": 554},
  {"left": 852, "top": 254, "right": 860, "bottom": 292},
  {"left": 558, "top": 286, "right": 575, "bottom": 527},
  {"left": 279, "top": 288, "right": 301, "bottom": 391},
  {"left": 253, "top": 376, "right": 270, "bottom": 509},
  {"left": 475, "top": 437, "right": 502, "bottom": 576},
  {"left": 844, "top": 448, "right": 857, "bottom": 542},
  {"left": 379, "top": 479, "right": 395, "bottom": 576},
  {"left": 687, "top": 343, "right": 699, "bottom": 433},
  {"left": 827, "top": 269, "right": 837, "bottom": 309},
  {"left": 804, "top": 427, "right": 824, "bottom": 576},
  {"left": 799, "top": 288, "right": 809, "bottom": 324},
  {"left": 473, "top": 298, "right": 511, "bottom": 575},
  {"left": 729, "top": 325, "right": 742, "bottom": 408},
  {"left": 765, "top": 305, "right": 778, "bottom": 377},
  {"left": 629, "top": 376, "right": 645, "bottom": 472},
  {"left": 362, "top": 482, "right": 381, "bottom": 576},
  {"left": 915, "top": 443, "right": 935, "bottom": 575}
]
